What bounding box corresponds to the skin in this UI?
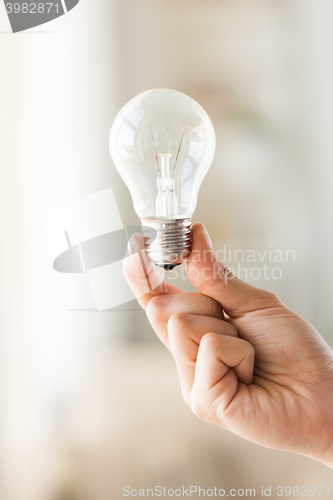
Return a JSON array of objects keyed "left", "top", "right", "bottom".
[{"left": 124, "top": 223, "right": 333, "bottom": 469}]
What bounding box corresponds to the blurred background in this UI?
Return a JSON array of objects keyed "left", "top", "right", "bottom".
[{"left": 1, "top": 0, "right": 333, "bottom": 498}]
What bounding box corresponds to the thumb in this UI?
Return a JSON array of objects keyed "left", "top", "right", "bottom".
[{"left": 186, "top": 223, "right": 282, "bottom": 318}]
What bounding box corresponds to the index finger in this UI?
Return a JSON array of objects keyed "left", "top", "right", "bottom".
[{"left": 123, "top": 233, "right": 182, "bottom": 310}]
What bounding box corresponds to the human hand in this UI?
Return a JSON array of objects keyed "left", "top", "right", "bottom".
[{"left": 124, "top": 224, "right": 333, "bottom": 469}]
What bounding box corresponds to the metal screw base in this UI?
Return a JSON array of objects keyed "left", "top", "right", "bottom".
[{"left": 141, "top": 218, "right": 192, "bottom": 270}]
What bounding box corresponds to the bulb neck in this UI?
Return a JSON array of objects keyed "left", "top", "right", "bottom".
[{"left": 141, "top": 218, "right": 192, "bottom": 270}]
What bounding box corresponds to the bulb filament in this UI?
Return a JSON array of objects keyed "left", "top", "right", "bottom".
[
  {"left": 151, "top": 133, "right": 160, "bottom": 173},
  {"left": 152, "top": 132, "right": 185, "bottom": 219},
  {"left": 172, "top": 131, "right": 185, "bottom": 177},
  {"left": 156, "top": 153, "right": 178, "bottom": 218}
]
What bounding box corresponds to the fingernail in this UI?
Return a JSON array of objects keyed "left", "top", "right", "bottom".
[
  {"left": 127, "top": 234, "right": 139, "bottom": 256},
  {"left": 202, "top": 224, "right": 213, "bottom": 249},
  {"left": 134, "top": 233, "right": 144, "bottom": 245},
  {"left": 133, "top": 233, "right": 152, "bottom": 273}
]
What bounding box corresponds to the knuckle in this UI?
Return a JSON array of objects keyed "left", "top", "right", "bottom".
[
  {"left": 181, "top": 388, "right": 191, "bottom": 406},
  {"left": 242, "top": 340, "right": 255, "bottom": 359},
  {"left": 146, "top": 295, "right": 164, "bottom": 321},
  {"left": 200, "top": 332, "right": 219, "bottom": 350},
  {"left": 167, "top": 312, "right": 190, "bottom": 332},
  {"left": 190, "top": 394, "right": 206, "bottom": 420},
  {"left": 224, "top": 322, "right": 238, "bottom": 337},
  {"left": 219, "top": 262, "right": 235, "bottom": 280},
  {"left": 190, "top": 392, "right": 213, "bottom": 422},
  {"left": 261, "top": 290, "right": 281, "bottom": 306},
  {"left": 263, "top": 290, "right": 276, "bottom": 301},
  {"left": 210, "top": 300, "right": 224, "bottom": 319}
]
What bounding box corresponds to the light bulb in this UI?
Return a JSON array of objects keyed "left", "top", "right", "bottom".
[{"left": 109, "top": 89, "right": 216, "bottom": 269}]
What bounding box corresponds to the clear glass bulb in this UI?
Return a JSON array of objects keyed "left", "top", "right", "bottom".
[{"left": 109, "top": 89, "right": 216, "bottom": 269}]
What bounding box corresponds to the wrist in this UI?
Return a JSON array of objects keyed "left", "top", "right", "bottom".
[
  {"left": 317, "top": 438, "right": 333, "bottom": 470},
  {"left": 306, "top": 422, "right": 333, "bottom": 469}
]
